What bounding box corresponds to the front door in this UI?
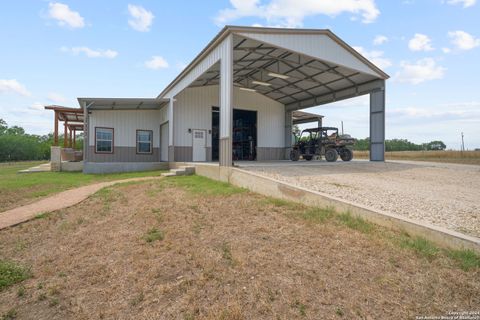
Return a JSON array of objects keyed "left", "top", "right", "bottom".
[{"left": 192, "top": 129, "right": 206, "bottom": 161}]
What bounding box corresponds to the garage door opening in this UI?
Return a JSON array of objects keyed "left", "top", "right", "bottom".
[{"left": 212, "top": 107, "right": 257, "bottom": 161}]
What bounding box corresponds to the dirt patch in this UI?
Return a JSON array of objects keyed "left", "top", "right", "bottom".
[
  {"left": 0, "top": 178, "right": 478, "bottom": 319},
  {"left": 0, "top": 184, "right": 51, "bottom": 212}
]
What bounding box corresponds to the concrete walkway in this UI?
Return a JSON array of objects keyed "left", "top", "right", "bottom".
[{"left": 0, "top": 176, "right": 163, "bottom": 230}]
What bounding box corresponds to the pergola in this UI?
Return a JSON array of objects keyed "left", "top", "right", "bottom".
[
  {"left": 44, "top": 105, "right": 84, "bottom": 149},
  {"left": 158, "top": 26, "right": 389, "bottom": 166}
]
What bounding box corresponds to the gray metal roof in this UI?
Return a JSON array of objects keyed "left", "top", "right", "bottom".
[
  {"left": 77, "top": 97, "right": 168, "bottom": 110},
  {"left": 158, "top": 26, "right": 389, "bottom": 105}
]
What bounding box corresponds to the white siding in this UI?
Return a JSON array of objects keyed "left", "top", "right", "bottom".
[
  {"left": 237, "top": 32, "right": 382, "bottom": 78},
  {"left": 88, "top": 110, "right": 161, "bottom": 148},
  {"left": 173, "top": 85, "right": 285, "bottom": 148},
  {"left": 163, "top": 36, "right": 232, "bottom": 99}
]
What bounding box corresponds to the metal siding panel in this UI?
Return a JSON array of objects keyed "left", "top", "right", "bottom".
[
  {"left": 237, "top": 32, "right": 381, "bottom": 77},
  {"left": 88, "top": 109, "right": 160, "bottom": 148},
  {"left": 173, "top": 85, "right": 285, "bottom": 150},
  {"left": 370, "top": 113, "right": 384, "bottom": 142},
  {"left": 174, "top": 146, "right": 193, "bottom": 162}
]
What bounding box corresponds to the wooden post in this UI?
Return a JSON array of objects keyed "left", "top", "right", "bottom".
[
  {"left": 69, "top": 127, "right": 73, "bottom": 148},
  {"left": 64, "top": 119, "right": 68, "bottom": 148},
  {"left": 54, "top": 111, "right": 59, "bottom": 146},
  {"left": 73, "top": 129, "right": 76, "bottom": 149}
]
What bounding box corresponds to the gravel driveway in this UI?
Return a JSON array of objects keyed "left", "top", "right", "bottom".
[{"left": 240, "top": 160, "right": 480, "bottom": 238}]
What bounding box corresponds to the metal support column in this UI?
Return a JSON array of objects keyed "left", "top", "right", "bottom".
[
  {"left": 219, "top": 34, "right": 233, "bottom": 167},
  {"left": 284, "top": 110, "right": 293, "bottom": 160},
  {"left": 369, "top": 82, "right": 385, "bottom": 161}
]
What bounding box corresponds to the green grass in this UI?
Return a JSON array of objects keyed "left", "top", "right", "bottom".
[
  {"left": 0, "top": 161, "right": 165, "bottom": 211},
  {"left": 447, "top": 249, "right": 480, "bottom": 271},
  {"left": 398, "top": 234, "right": 439, "bottom": 260},
  {"left": 143, "top": 228, "right": 164, "bottom": 243},
  {"left": 336, "top": 212, "right": 374, "bottom": 234},
  {"left": 34, "top": 212, "right": 50, "bottom": 220},
  {"left": 300, "top": 207, "right": 335, "bottom": 223},
  {"left": 166, "top": 175, "right": 246, "bottom": 196},
  {"left": 0, "top": 260, "right": 31, "bottom": 291}
]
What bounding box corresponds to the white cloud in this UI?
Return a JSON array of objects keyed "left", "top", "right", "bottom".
[
  {"left": 0, "top": 79, "right": 31, "bottom": 96},
  {"left": 215, "top": 0, "right": 380, "bottom": 27},
  {"left": 373, "top": 35, "right": 388, "bottom": 45},
  {"left": 442, "top": 47, "right": 451, "bottom": 53},
  {"left": 61, "top": 46, "right": 118, "bottom": 59},
  {"left": 128, "top": 4, "right": 154, "bottom": 32},
  {"left": 395, "top": 58, "right": 446, "bottom": 84},
  {"left": 408, "top": 33, "right": 434, "bottom": 51},
  {"left": 47, "top": 92, "right": 66, "bottom": 103},
  {"left": 352, "top": 46, "right": 392, "bottom": 69},
  {"left": 448, "top": 30, "right": 480, "bottom": 50},
  {"left": 389, "top": 102, "right": 480, "bottom": 123},
  {"left": 446, "top": 0, "right": 476, "bottom": 8},
  {"left": 29, "top": 102, "right": 45, "bottom": 111},
  {"left": 145, "top": 56, "right": 169, "bottom": 70},
  {"left": 48, "top": 2, "right": 85, "bottom": 28}
]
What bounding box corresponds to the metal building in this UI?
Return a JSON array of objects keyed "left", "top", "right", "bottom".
[{"left": 77, "top": 26, "right": 388, "bottom": 173}]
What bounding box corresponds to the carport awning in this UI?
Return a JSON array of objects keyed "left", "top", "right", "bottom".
[
  {"left": 78, "top": 97, "right": 168, "bottom": 110},
  {"left": 184, "top": 26, "right": 388, "bottom": 110}
]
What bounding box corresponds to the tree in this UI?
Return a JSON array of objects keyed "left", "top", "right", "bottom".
[
  {"left": 0, "top": 119, "right": 83, "bottom": 162},
  {"left": 6, "top": 125, "right": 25, "bottom": 135},
  {"left": 0, "top": 118, "right": 7, "bottom": 135},
  {"left": 353, "top": 137, "right": 447, "bottom": 152},
  {"left": 353, "top": 138, "right": 370, "bottom": 151},
  {"left": 292, "top": 124, "right": 301, "bottom": 136},
  {"left": 425, "top": 140, "right": 446, "bottom": 151}
]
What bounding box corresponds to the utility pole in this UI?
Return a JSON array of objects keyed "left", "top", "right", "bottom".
[{"left": 461, "top": 132, "right": 465, "bottom": 151}]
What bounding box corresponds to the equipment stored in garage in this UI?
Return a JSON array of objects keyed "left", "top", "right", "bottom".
[{"left": 290, "top": 127, "right": 356, "bottom": 162}]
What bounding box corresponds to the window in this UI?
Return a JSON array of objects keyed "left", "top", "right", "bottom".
[
  {"left": 137, "top": 130, "right": 153, "bottom": 154},
  {"left": 95, "top": 127, "right": 113, "bottom": 153}
]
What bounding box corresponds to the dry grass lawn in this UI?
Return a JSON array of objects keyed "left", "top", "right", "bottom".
[{"left": 0, "top": 176, "right": 479, "bottom": 319}]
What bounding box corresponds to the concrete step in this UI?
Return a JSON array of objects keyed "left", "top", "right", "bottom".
[
  {"left": 178, "top": 166, "right": 195, "bottom": 174},
  {"left": 161, "top": 166, "right": 195, "bottom": 177},
  {"left": 18, "top": 163, "right": 52, "bottom": 173},
  {"left": 161, "top": 172, "right": 177, "bottom": 177},
  {"left": 171, "top": 169, "right": 186, "bottom": 176}
]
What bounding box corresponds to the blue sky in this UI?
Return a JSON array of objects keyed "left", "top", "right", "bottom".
[{"left": 0, "top": 0, "right": 479, "bottom": 149}]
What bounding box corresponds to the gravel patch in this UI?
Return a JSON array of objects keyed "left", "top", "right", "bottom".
[{"left": 241, "top": 160, "right": 480, "bottom": 238}]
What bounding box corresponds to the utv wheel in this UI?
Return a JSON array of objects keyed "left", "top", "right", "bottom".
[
  {"left": 325, "top": 149, "right": 338, "bottom": 162},
  {"left": 304, "top": 155, "right": 313, "bottom": 161},
  {"left": 290, "top": 150, "right": 300, "bottom": 161},
  {"left": 340, "top": 148, "right": 353, "bottom": 161}
]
